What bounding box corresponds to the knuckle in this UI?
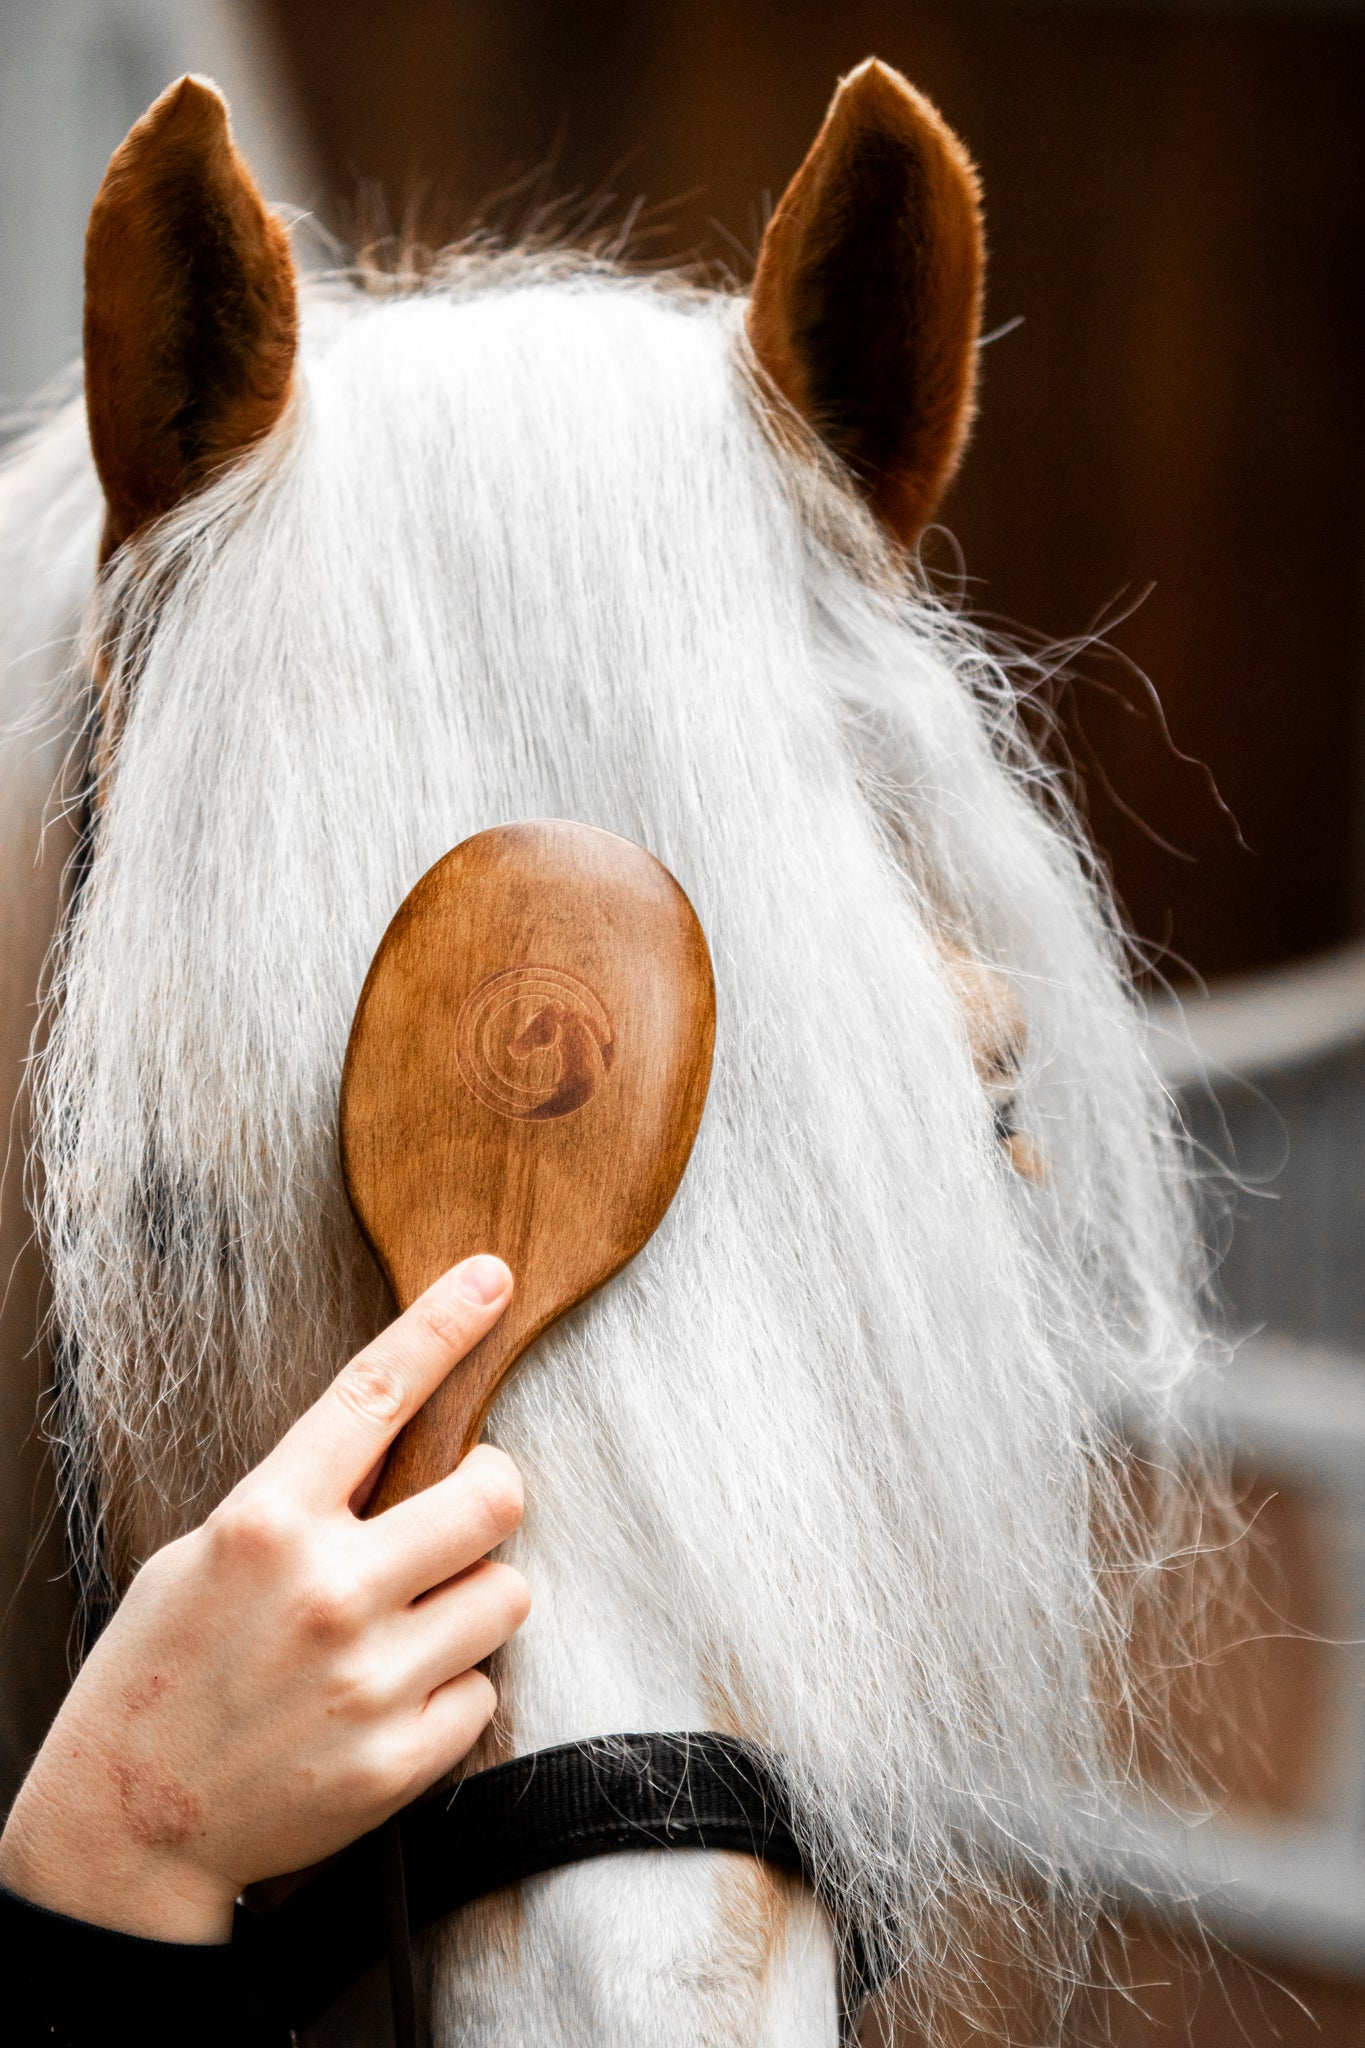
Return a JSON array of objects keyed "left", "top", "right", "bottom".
[
  {"left": 330, "top": 1652, "right": 391, "bottom": 1719},
  {"left": 422, "top": 1672, "right": 497, "bottom": 1777},
  {"left": 207, "top": 1487, "right": 303, "bottom": 1564},
  {"left": 335, "top": 1353, "right": 408, "bottom": 1429},
  {"left": 461, "top": 1669, "right": 498, "bottom": 1728},
  {"left": 411, "top": 1294, "right": 473, "bottom": 1354},
  {"left": 437, "top": 1669, "right": 497, "bottom": 1747},
  {"left": 462, "top": 1449, "right": 524, "bottom": 1536},
  {"left": 475, "top": 1559, "right": 531, "bottom": 1629},
  {"left": 500, "top": 1567, "right": 533, "bottom": 1629},
  {"left": 292, "top": 1566, "right": 366, "bottom": 1644},
  {"left": 445, "top": 1562, "right": 530, "bottom": 1650}
]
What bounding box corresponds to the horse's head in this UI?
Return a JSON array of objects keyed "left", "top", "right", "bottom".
[{"left": 27, "top": 61, "right": 1204, "bottom": 2045}]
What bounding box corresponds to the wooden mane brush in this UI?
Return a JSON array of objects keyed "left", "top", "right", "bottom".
[{"left": 340, "top": 819, "right": 715, "bottom": 1516}]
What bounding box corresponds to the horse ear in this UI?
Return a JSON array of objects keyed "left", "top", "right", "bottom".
[
  {"left": 747, "top": 59, "right": 984, "bottom": 550},
  {"left": 84, "top": 76, "right": 298, "bottom": 558}
]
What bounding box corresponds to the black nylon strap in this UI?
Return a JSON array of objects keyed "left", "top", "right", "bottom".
[{"left": 247, "top": 1731, "right": 829, "bottom": 2032}]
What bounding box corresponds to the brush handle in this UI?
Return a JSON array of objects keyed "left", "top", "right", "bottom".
[{"left": 366, "top": 1308, "right": 542, "bottom": 1511}]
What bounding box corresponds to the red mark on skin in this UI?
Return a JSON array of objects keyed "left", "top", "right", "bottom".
[
  {"left": 111, "top": 1759, "right": 203, "bottom": 1850},
  {"left": 122, "top": 1670, "right": 174, "bottom": 1714}
]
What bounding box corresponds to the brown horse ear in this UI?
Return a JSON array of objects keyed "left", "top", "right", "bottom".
[
  {"left": 747, "top": 59, "right": 984, "bottom": 550},
  {"left": 84, "top": 76, "right": 298, "bottom": 558}
]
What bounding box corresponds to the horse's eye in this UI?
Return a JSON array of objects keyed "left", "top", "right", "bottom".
[{"left": 936, "top": 938, "right": 1043, "bottom": 1180}]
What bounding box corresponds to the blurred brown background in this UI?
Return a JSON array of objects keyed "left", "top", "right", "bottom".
[{"left": 263, "top": 0, "right": 1365, "bottom": 991}]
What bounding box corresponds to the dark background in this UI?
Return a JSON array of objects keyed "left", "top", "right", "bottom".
[{"left": 262, "top": 0, "right": 1365, "bottom": 989}]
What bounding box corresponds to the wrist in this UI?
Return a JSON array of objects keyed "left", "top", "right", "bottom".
[{"left": 0, "top": 1750, "right": 237, "bottom": 1944}]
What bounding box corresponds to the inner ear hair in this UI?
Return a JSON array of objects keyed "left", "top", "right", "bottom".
[
  {"left": 84, "top": 74, "right": 298, "bottom": 560},
  {"left": 747, "top": 58, "right": 984, "bottom": 551}
]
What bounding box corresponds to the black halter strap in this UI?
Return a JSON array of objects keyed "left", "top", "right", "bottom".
[{"left": 242, "top": 1731, "right": 869, "bottom": 2041}]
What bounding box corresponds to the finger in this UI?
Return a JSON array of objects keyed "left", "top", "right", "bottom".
[
  {"left": 410, "top": 1667, "right": 500, "bottom": 1783},
  {"left": 376, "top": 1668, "right": 499, "bottom": 1817},
  {"left": 262, "top": 1257, "right": 512, "bottom": 1507},
  {"left": 368, "top": 1445, "right": 524, "bottom": 1601},
  {"left": 395, "top": 1560, "right": 532, "bottom": 1703}
]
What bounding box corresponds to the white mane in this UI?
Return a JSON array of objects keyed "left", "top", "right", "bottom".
[{"left": 9, "top": 259, "right": 1208, "bottom": 2034}]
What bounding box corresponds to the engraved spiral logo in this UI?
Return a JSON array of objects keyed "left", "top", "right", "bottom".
[{"left": 454, "top": 965, "right": 615, "bottom": 1121}]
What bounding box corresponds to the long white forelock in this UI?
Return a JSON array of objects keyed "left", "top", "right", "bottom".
[{"left": 31, "top": 262, "right": 1204, "bottom": 2022}]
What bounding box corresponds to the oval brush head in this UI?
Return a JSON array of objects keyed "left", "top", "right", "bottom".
[{"left": 340, "top": 820, "right": 715, "bottom": 1511}]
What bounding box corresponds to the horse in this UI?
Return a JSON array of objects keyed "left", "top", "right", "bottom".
[{"left": 0, "top": 58, "right": 1209, "bottom": 2046}]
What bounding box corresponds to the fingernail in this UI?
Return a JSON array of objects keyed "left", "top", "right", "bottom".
[{"left": 456, "top": 1255, "right": 511, "bottom": 1306}]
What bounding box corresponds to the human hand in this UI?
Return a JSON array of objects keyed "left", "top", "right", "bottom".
[{"left": 0, "top": 1255, "right": 529, "bottom": 1943}]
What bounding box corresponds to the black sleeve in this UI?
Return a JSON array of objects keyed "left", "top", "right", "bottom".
[{"left": 1, "top": 1882, "right": 291, "bottom": 2045}]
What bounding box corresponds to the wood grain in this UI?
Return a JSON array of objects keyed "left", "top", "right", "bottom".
[{"left": 340, "top": 820, "right": 715, "bottom": 1511}]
